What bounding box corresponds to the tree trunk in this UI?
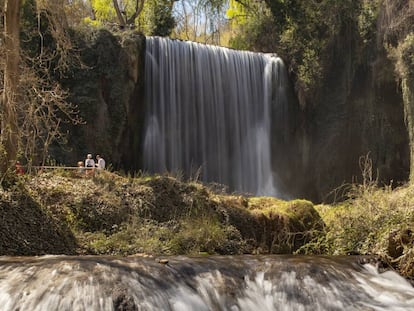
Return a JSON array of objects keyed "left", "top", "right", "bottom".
[
  {"left": 1, "top": 0, "right": 21, "bottom": 172},
  {"left": 112, "top": 0, "right": 126, "bottom": 27},
  {"left": 113, "top": 0, "right": 146, "bottom": 27}
]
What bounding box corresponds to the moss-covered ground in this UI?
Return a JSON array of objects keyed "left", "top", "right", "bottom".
[{"left": 0, "top": 170, "right": 413, "bottom": 281}]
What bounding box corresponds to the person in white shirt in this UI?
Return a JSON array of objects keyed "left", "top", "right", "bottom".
[
  {"left": 96, "top": 154, "right": 106, "bottom": 170},
  {"left": 85, "top": 154, "right": 95, "bottom": 168}
]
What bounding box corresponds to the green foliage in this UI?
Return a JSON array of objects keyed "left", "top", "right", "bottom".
[
  {"left": 90, "top": 0, "right": 117, "bottom": 24},
  {"left": 247, "top": 197, "right": 325, "bottom": 253},
  {"left": 397, "top": 34, "right": 414, "bottom": 79},
  {"left": 386, "top": 33, "right": 414, "bottom": 181},
  {"left": 81, "top": 216, "right": 244, "bottom": 256},
  {"left": 137, "top": 175, "right": 216, "bottom": 221},
  {"left": 144, "top": 0, "right": 175, "bottom": 36},
  {"left": 306, "top": 180, "right": 414, "bottom": 278},
  {"left": 273, "top": 0, "right": 361, "bottom": 99},
  {"left": 21, "top": 0, "right": 37, "bottom": 33},
  {"left": 227, "top": 0, "right": 381, "bottom": 104},
  {"left": 226, "top": 1, "right": 277, "bottom": 51},
  {"left": 228, "top": 7, "right": 278, "bottom": 52},
  {"left": 169, "top": 217, "right": 242, "bottom": 254},
  {"left": 294, "top": 151, "right": 414, "bottom": 278},
  {"left": 84, "top": 0, "right": 176, "bottom": 36},
  {"left": 86, "top": 0, "right": 145, "bottom": 26},
  {"left": 82, "top": 220, "right": 174, "bottom": 255},
  {"left": 357, "top": 0, "right": 380, "bottom": 44},
  {"left": 336, "top": 186, "right": 410, "bottom": 250},
  {"left": 226, "top": 0, "right": 248, "bottom": 25}
]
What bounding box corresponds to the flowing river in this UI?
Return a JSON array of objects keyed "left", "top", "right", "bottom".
[{"left": 0, "top": 255, "right": 413, "bottom": 310}]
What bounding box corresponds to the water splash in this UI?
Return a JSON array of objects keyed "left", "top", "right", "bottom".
[
  {"left": 0, "top": 256, "right": 413, "bottom": 310},
  {"left": 143, "top": 37, "right": 288, "bottom": 196}
]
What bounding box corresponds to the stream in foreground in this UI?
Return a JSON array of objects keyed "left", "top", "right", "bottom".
[{"left": 0, "top": 255, "right": 413, "bottom": 310}]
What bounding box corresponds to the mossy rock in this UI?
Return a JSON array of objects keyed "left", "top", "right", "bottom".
[
  {"left": 216, "top": 196, "right": 256, "bottom": 236},
  {"left": 139, "top": 176, "right": 217, "bottom": 222},
  {"left": 215, "top": 196, "right": 324, "bottom": 254},
  {"left": 247, "top": 197, "right": 324, "bottom": 253}
]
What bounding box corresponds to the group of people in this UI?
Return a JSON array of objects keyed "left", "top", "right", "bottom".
[{"left": 78, "top": 154, "right": 105, "bottom": 175}]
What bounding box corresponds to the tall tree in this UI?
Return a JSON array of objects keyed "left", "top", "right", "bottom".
[
  {"left": 1, "top": 0, "right": 81, "bottom": 178},
  {"left": 1, "top": 0, "right": 21, "bottom": 172}
]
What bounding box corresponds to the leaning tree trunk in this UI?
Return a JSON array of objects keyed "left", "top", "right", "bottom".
[{"left": 1, "top": 0, "right": 21, "bottom": 173}]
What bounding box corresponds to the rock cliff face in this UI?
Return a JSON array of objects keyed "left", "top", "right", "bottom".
[
  {"left": 56, "top": 30, "right": 146, "bottom": 170},
  {"left": 303, "top": 39, "right": 409, "bottom": 201},
  {"left": 380, "top": 0, "right": 414, "bottom": 181},
  {"left": 282, "top": 1, "right": 413, "bottom": 202}
]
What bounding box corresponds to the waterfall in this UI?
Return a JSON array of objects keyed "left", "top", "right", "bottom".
[
  {"left": 143, "top": 37, "right": 287, "bottom": 196},
  {"left": 1, "top": 255, "right": 413, "bottom": 310}
]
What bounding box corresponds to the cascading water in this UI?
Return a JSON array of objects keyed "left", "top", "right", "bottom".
[
  {"left": 143, "top": 37, "right": 287, "bottom": 196},
  {"left": 1, "top": 255, "right": 413, "bottom": 310}
]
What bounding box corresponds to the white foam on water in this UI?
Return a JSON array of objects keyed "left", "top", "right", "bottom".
[{"left": 0, "top": 256, "right": 413, "bottom": 310}]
